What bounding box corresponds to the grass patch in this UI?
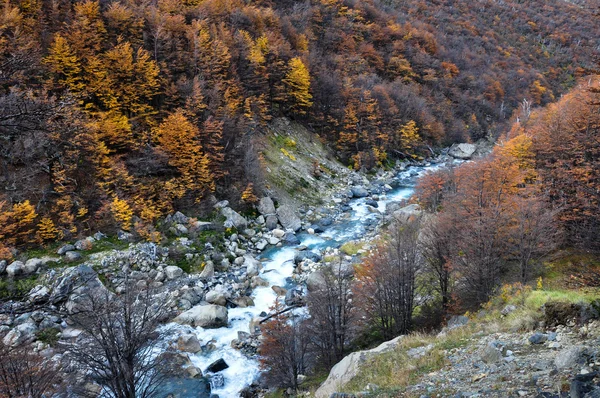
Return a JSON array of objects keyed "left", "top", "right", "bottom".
[
  {"left": 36, "top": 327, "right": 60, "bottom": 346},
  {"left": 0, "top": 275, "right": 39, "bottom": 300},
  {"left": 340, "top": 241, "right": 365, "bottom": 256}
]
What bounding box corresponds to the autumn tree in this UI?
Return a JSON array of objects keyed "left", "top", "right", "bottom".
[
  {"left": 259, "top": 299, "right": 309, "bottom": 391},
  {"left": 283, "top": 57, "right": 312, "bottom": 115}
]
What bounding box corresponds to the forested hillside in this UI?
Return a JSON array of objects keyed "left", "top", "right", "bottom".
[{"left": 1, "top": 0, "right": 598, "bottom": 255}]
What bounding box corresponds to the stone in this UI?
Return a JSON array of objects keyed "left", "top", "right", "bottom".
[
  {"left": 350, "top": 186, "right": 369, "bottom": 198},
  {"left": 74, "top": 239, "right": 92, "bottom": 251},
  {"left": 315, "top": 335, "right": 403, "bottom": 398},
  {"left": 0, "top": 260, "right": 6, "bottom": 274},
  {"left": 392, "top": 204, "right": 422, "bottom": 223},
  {"left": 3, "top": 323, "right": 37, "bottom": 347},
  {"left": 174, "top": 305, "right": 228, "bottom": 328},
  {"left": 64, "top": 251, "right": 82, "bottom": 262},
  {"left": 206, "top": 358, "right": 229, "bottom": 373},
  {"left": 306, "top": 270, "right": 326, "bottom": 291},
  {"left": 258, "top": 197, "right": 276, "bottom": 215},
  {"left": 268, "top": 237, "right": 280, "bottom": 245},
  {"left": 221, "top": 207, "right": 248, "bottom": 230},
  {"left": 285, "top": 287, "right": 304, "bottom": 306},
  {"left": 244, "top": 255, "right": 261, "bottom": 277},
  {"left": 480, "top": 342, "right": 503, "bottom": 363},
  {"left": 265, "top": 215, "right": 278, "bottom": 230},
  {"left": 272, "top": 286, "right": 287, "bottom": 296},
  {"left": 172, "top": 211, "right": 190, "bottom": 224},
  {"left": 178, "top": 334, "right": 202, "bottom": 353},
  {"left": 449, "top": 143, "right": 477, "bottom": 159},
  {"left": 276, "top": 205, "right": 302, "bottom": 232},
  {"left": 199, "top": 262, "right": 214, "bottom": 279},
  {"left": 205, "top": 290, "right": 227, "bottom": 306},
  {"left": 232, "top": 296, "right": 254, "bottom": 308},
  {"left": 283, "top": 232, "right": 300, "bottom": 245},
  {"left": 555, "top": 346, "right": 585, "bottom": 369},
  {"left": 501, "top": 304, "right": 517, "bottom": 316},
  {"left": 214, "top": 200, "right": 229, "bottom": 209},
  {"left": 256, "top": 240, "right": 268, "bottom": 251},
  {"left": 529, "top": 332, "right": 548, "bottom": 344},
  {"left": 165, "top": 266, "right": 184, "bottom": 280},
  {"left": 190, "top": 221, "right": 214, "bottom": 232},
  {"left": 6, "top": 261, "right": 25, "bottom": 277},
  {"left": 57, "top": 244, "right": 75, "bottom": 255},
  {"left": 272, "top": 229, "right": 286, "bottom": 238},
  {"left": 294, "top": 251, "right": 322, "bottom": 265},
  {"left": 319, "top": 217, "right": 333, "bottom": 226},
  {"left": 174, "top": 224, "right": 189, "bottom": 235},
  {"left": 447, "top": 315, "right": 469, "bottom": 329}
]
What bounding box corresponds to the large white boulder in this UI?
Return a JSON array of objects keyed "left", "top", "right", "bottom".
[
  {"left": 174, "top": 305, "right": 228, "bottom": 329},
  {"left": 276, "top": 205, "right": 302, "bottom": 232},
  {"left": 448, "top": 143, "right": 477, "bottom": 159}
]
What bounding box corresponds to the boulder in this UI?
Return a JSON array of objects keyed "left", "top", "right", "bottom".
[
  {"left": 268, "top": 237, "right": 280, "bottom": 246},
  {"left": 3, "top": 323, "right": 37, "bottom": 347},
  {"left": 244, "top": 255, "right": 261, "bottom": 277},
  {"left": 350, "top": 186, "right": 369, "bottom": 198},
  {"left": 480, "top": 342, "right": 503, "bottom": 363},
  {"left": 177, "top": 334, "right": 202, "bottom": 353},
  {"left": 174, "top": 305, "right": 228, "bottom": 329},
  {"left": 265, "top": 215, "right": 278, "bottom": 230},
  {"left": 232, "top": 296, "right": 254, "bottom": 308},
  {"left": 74, "top": 239, "right": 92, "bottom": 251},
  {"left": 255, "top": 240, "right": 268, "bottom": 251},
  {"left": 272, "top": 229, "right": 286, "bottom": 238},
  {"left": 283, "top": 232, "right": 300, "bottom": 246},
  {"left": 57, "top": 244, "right": 75, "bottom": 255},
  {"left": 392, "top": 204, "right": 422, "bottom": 223},
  {"left": 0, "top": 260, "right": 6, "bottom": 274},
  {"left": 528, "top": 332, "right": 548, "bottom": 345},
  {"left": 206, "top": 358, "right": 229, "bottom": 373},
  {"left": 272, "top": 286, "right": 287, "bottom": 296},
  {"left": 448, "top": 143, "right": 477, "bottom": 159},
  {"left": 172, "top": 211, "right": 190, "bottom": 225},
  {"left": 315, "top": 336, "right": 404, "bottom": 398},
  {"left": 294, "top": 251, "right": 322, "bottom": 265},
  {"left": 306, "top": 270, "right": 326, "bottom": 291},
  {"left": 205, "top": 290, "right": 227, "bottom": 306},
  {"left": 319, "top": 217, "right": 333, "bottom": 227},
  {"left": 446, "top": 315, "right": 469, "bottom": 329},
  {"left": 189, "top": 221, "right": 214, "bottom": 232},
  {"left": 6, "top": 261, "right": 25, "bottom": 277},
  {"left": 64, "top": 251, "right": 82, "bottom": 262},
  {"left": 221, "top": 207, "right": 247, "bottom": 230},
  {"left": 258, "top": 197, "right": 276, "bottom": 215},
  {"left": 285, "top": 287, "right": 304, "bottom": 306},
  {"left": 555, "top": 346, "right": 585, "bottom": 369},
  {"left": 276, "top": 205, "right": 302, "bottom": 232},
  {"left": 199, "top": 262, "right": 214, "bottom": 279},
  {"left": 165, "top": 266, "right": 184, "bottom": 280}
]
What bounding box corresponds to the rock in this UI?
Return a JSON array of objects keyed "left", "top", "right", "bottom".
[
  {"left": 315, "top": 335, "right": 403, "bottom": 398},
  {"left": 178, "top": 334, "right": 202, "bottom": 353},
  {"left": 74, "top": 239, "right": 92, "bottom": 251},
  {"left": 199, "top": 262, "right": 214, "bottom": 279},
  {"left": 268, "top": 237, "right": 280, "bottom": 245},
  {"left": 529, "top": 332, "right": 548, "bottom": 344},
  {"left": 205, "top": 290, "right": 227, "bottom": 306},
  {"left": 285, "top": 287, "right": 304, "bottom": 306},
  {"left": 392, "top": 204, "right": 422, "bottom": 223},
  {"left": 447, "top": 315, "right": 469, "bottom": 329},
  {"left": 172, "top": 211, "right": 190, "bottom": 224},
  {"left": 28, "top": 285, "right": 49, "bottom": 302},
  {"left": 555, "top": 346, "right": 585, "bottom": 369},
  {"left": 57, "top": 244, "right": 75, "bottom": 255},
  {"left": 448, "top": 143, "right": 477, "bottom": 159},
  {"left": 365, "top": 199, "right": 378, "bottom": 208},
  {"left": 3, "top": 323, "right": 37, "bottom": 347},
  {"left": 501, "top": 304, "right": 517, "bottom": 316},
  {"left": 294, "top": 251, "right": 322, "bottom": 265},
  {"left": 407, "top": 344, "right": 434, "bottom": 359},
  {"left": 174, "top": 305, "right": 228, "bottom": 329},
  {"left": 276, "top": 205, "right": 302, "bottom": 232},
  {"left": 174, "top": 224, "right": 189, "bottom": 235},
  {"left": 350, "top": 186, "right": 369, "bottom": 198},
  {"left": 244, "top": 255, "right": 261, "bottom": 277},
  {"left": 272, "top": 229, "right": 286, "bottom": 238},
  {"left": 306, "top": 270, "right": 326, "bottom": 291},
  {"left": 258, "top": 197, "right": 276, "bottom": 215},
  {"left": 206, "top": 358, "right": 229, "bottom": 373},
  {"left": 6, "top": 261, "right": 25, "bottom": 277},
  {"left": 283, "top": 232, "right": 300, "bottom": 245},
  {"left": 319, "top": 217, "right": 333, "bottom": 226},
  {"left": 165, "top": 266, "right": 184, "bottom": 280},
  {"left": 265, "top": 215, "right": 278, "bottom": 230},
  {"left": 64, "top": 251, "right": 82, "bottom": 262},
  {"left": 480, "top": 342, "right": 503, "bottom": 363},
  {"left": 0, "top": 260, "right": 6, "bottom": 274},
  {"left": 272, "top": 286, "right": 287, "bottom": 296},
  {"left": 117, "top": 230, "right": 135, "bottom": 242},
  {"left": 214, "top": 200, "right": 229, "bottom": 209},
  {"left": 221, "top": 207, "right": 247, "bottom": 230},
  {"left": 232, "top": 296, "right": 254, "bottom": 308},
  {"left": 190, "top": 221, "right": 214, "bottom": 232},
  {"left": 154, "top": 377, "right": 211, "bottom": 398},
  {"left": 256, "top": 240, "right": 268, "bottom": 251}
]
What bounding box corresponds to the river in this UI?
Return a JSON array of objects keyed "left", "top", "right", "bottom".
[{"left": 160, "top": 162, "right": 446, "bottom": 397}]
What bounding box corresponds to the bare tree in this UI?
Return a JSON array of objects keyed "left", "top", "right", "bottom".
[
  {"left": 0, "top": 340, "right": 63, "bottom": 398},
  {"left": 306, "top": 257, "right": 356, "bottom": 368},
  {"left": 62, "top": 280, "right": 172, "bottom": 398},
  {"left": 355, "top": 217, "right": 423, "bottom": 339}
]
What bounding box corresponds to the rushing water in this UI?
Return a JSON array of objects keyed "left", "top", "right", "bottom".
[{"left": 161, "top": 163, "right": 445, "bottom": 397}]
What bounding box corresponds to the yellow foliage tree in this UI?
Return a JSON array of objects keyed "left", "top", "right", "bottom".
[
  {"left": 0, "top": 200, "right": 38, "bottom": 247},
  {"left": 44, "top": 34, "right": 84, "bottom": 94},
  {"left": 398, "top": 120, "right": 422, "bottom": 155},
  {"left": 36, "top": 217, "right": 62, "bottom": 243},
  {"left": 283, "top": 57, "right": 313, "bottom": 115},
  {"left": 110, "top": 196, "right": 133, "bottom": 231},
  {"left": 241, "top": 183, "right": 258, "bottom": 203}
]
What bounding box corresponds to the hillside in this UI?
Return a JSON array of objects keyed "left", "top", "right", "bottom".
[{"left": 1, "top": 0, "right": 599, "bottom": 255}]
